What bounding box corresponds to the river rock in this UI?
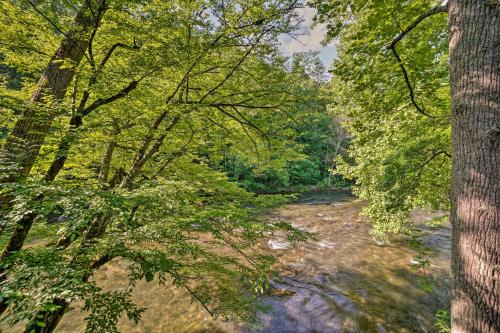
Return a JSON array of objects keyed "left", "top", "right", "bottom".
[{"left": 268, "top": 239, "right": 291, "bottom": 250}]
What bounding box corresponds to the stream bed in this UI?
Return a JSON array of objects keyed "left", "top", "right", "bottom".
[{"left": 55, "top": 190, "right": 451, "bottom": 333}]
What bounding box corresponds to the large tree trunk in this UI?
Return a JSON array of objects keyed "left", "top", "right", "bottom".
[
  {"left": 0, "top": 0, "right": 106, "bottom": 253},
  {"left": 0, "top": 2, "right": 103, "bottom": 182},
  {"left": 448, "top": 1, "right": 500, "bottom": 332}
]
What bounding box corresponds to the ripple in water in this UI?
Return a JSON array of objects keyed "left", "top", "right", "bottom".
[{"left": 50, "top": 190, "right": 450, "bottom": 333}]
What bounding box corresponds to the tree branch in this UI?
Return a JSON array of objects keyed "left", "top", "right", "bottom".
[
  {"left": 87, "top": 0, "right": 106, "bottom": 70},
  {"left": 389, "top": 4, "right": 448, "bottom": 49},
  {"left": 198, "top": 28, "right": 269, "bottom": 103},
  {"left": 121, "top": 115, "right": 181, "bottom": 188},
  {"left": 176, "top": 100, "right": 280, "bottom": 109},
  {"left": 97, "top": 41, "right": 140, "bottom": 74},
  {"left": 151, "top": 121, "right": 195, "bottom": 179},
  {"left": 82, "top": 80, "right": 139, "bottom": 116},
  {"left": 388, "top": 4, "right": 448, "bottom": 118}
]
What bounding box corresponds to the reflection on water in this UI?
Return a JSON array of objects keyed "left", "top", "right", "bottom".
[{"left": 56, "top": 190, "right": 450, "bottom": 333}]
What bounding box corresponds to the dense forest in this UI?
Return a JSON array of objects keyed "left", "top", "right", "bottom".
[{"left": 0, "top": 1, "right": 498, "bottom": 333}]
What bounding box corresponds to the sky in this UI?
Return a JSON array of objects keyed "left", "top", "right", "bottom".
[{"left": 279, "top": 7, "right": 337, "bottom": 69}]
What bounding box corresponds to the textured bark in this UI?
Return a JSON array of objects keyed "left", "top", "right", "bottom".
[
  {"left": 0, "top": 2, "right": 103, "bottom": 182},
  {"left": 98, "top": 137, "right": 117, "bottom": 186},
  {"left": 0, "top": 1, "right": 106, "bottom": 317},
  {"left": 0, "top": 0, "right": 107, "bottom": 254},
  {"left": 43, "top": 126, "right": 78, "bottom": 182},
  {"left": 0, "top": 212, "right": 36, "bottom": 260},
  {"left": 448, "top": 1, "right": 500, "bottom": 332}
]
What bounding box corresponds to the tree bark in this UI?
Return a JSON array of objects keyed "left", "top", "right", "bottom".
[
  {"left": 0, "top": 1, "right": 103, "bottom": 182},
  {"left": 0, "top": 212, "right": 37, "bottom": 260},
  {"left": 0, "top": 0, "right": 106, "bottom": 317},
  {"left": 98, "top": 135, "right": 117, "bottom": 187},
  {"left": 448, "top": 1, "right": 500, "bottom": 332},
  {"left": 43, "top": 125, "right": 78, "bottom": 182}
]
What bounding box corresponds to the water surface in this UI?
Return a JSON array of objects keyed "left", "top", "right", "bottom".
[{"left": 55, "top": 190, "right": 450, "bottom": 333}]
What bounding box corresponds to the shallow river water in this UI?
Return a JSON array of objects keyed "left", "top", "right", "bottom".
[{"left": 55, "top": 191, "right": 451, "bottom": 333}]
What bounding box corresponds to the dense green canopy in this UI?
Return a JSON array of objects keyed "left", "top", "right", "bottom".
[
  {"left": 0, "top": 1, "right": 343, "bottom": 331},
  {"left": 313, "top": 0, "right": 451, "bottom": 238}
]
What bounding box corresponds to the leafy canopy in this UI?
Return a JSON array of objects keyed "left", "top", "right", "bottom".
[{"left": 312, "top": 0, "right": 451, "bottom": 237}]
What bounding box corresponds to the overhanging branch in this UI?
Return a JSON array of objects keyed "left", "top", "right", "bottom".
[
  {"left": 390, "top": 4, "right": 448, "bottom": 48},
  {"left": 82, "top": 80, "right": 139, "bottom": 116},
  {"left": 388, "top": 3, "right": 448, "bottom": 118}
]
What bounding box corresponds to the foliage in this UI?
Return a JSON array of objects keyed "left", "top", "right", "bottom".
[
  {"left": 434, "top": 309, "right": 451, "bottom": 333},
  {"left": 0, "top": 0, "right": 325, "bottom": 331},
  {"left": 220, "top": 51, "right": 350, "bottom": 193},
  {"left": 83, "top": 291, "right": 145, "bottom": 333},
  {"left": 313, "top": 0, "right": 451, "bottom": 239},
  {"left": 0, "top": 171, "right": 313, "bottom": 330},
  {"left": 408, "top": 232, "right": 433, "bottom": 292}
]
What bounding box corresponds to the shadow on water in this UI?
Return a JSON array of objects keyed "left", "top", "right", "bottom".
[{"left": 246, "top": 257, "right": 450, "bottom": 333}]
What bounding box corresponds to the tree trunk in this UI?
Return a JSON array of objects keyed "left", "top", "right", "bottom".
[
  {"left": 24, "top": 299, "right": 68, "bottom": 333},
  {"left": 43, "top": 112, "right": 85, "bottom": 181},
  {"left": 0, "top": 1, "right": 106, "bottom": 317},
  {"left": 43, "top": 126, "right": 78, "bottom": 181},
  {"left": 0, "top": 212, "right": 36, "bottom": 260},
  {"left": 98, "top": 137, "right": 117, "bottom": 187},
  {"left": 448, "top": 1, "right": 500, "bottom": 332},
  {"left": 0, "top": 2, "right": 102, "bottom": 182}
]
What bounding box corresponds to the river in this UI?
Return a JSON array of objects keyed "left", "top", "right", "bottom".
[{"left": 55, "top": 190, "right": 451, "bottom": 333}]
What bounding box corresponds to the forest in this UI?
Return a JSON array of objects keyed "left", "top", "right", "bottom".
[{"left": 0, "top": 0, "right": 498, "bottom": 333}]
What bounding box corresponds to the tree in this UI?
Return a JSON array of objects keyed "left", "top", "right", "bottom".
[
  {"left": 0, "top": 1, "right": 320, "bottom": 332},
  {"left": 448, "top": 1, "right": 499, "bottom": 331},
  {"left": 219, "top": 52, "right": 349, "bottom": 193},
  {"left": 313, "top": 0, "right": 499, "bottom": 331},
  {"left": 0, "top": 0, "right": 106, "bottom": 182},
  {"left": 0, "top": 1, "right": 145, "bottom": 309}
]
